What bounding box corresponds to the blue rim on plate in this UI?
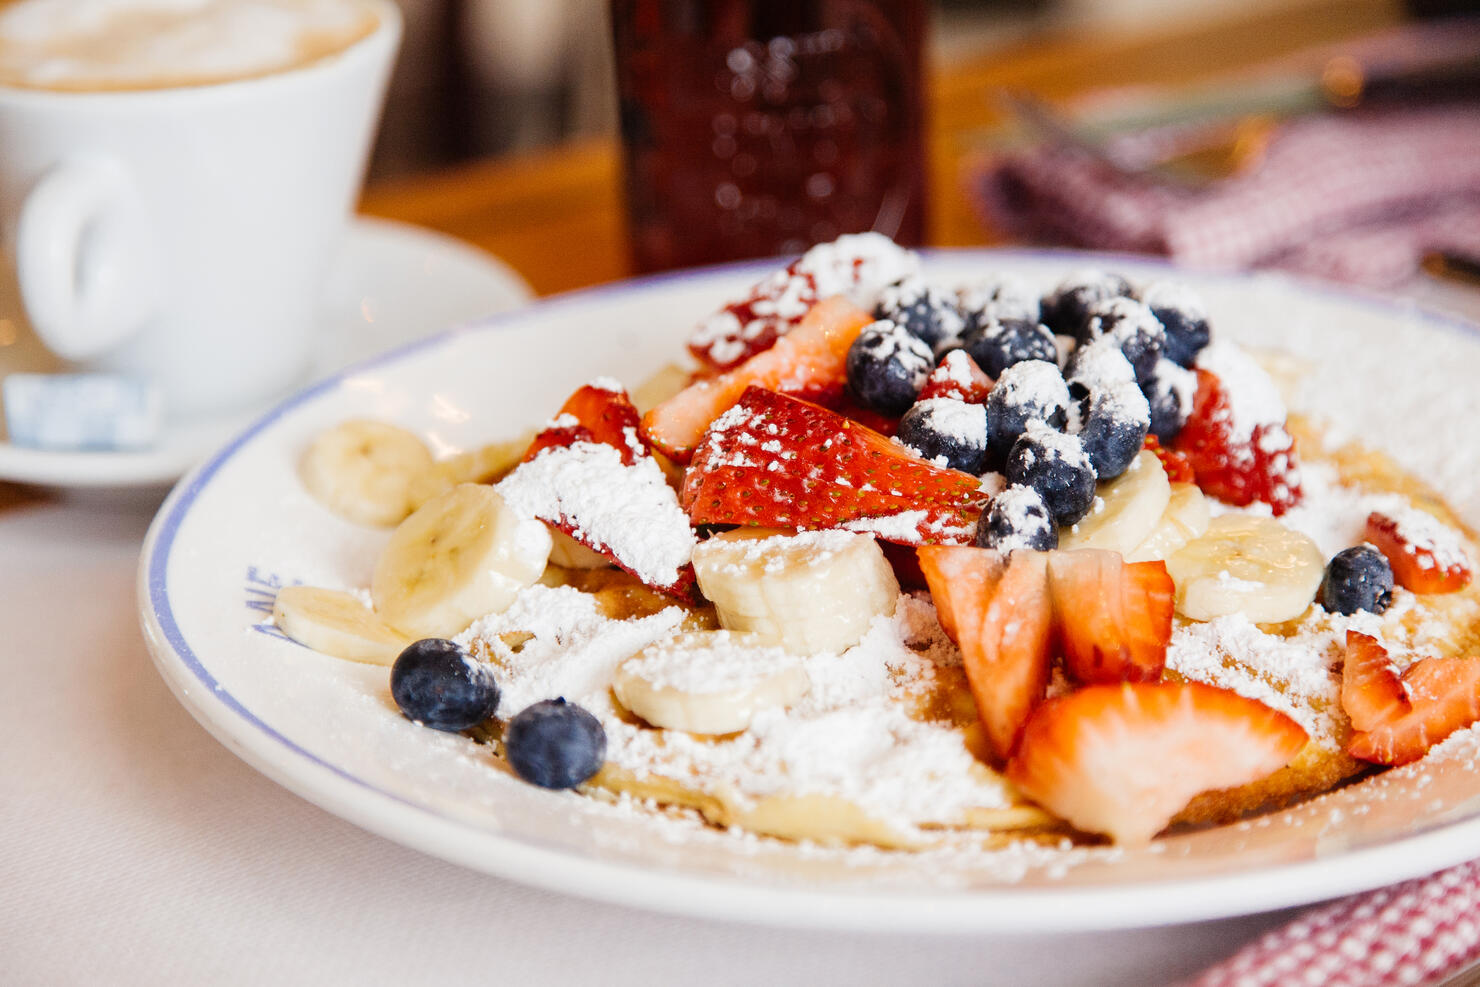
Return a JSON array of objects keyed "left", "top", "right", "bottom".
[{"left": 137, "top": 249, "right": 1480, "bottom": 933}]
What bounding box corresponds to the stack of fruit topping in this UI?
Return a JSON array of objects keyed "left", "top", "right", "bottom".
[{"left": 272, "top": 241, "right": 1480, "bottom": 849}]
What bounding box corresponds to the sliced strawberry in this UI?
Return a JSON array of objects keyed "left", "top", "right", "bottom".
[
  {"left": 686, "top": 236, "right": 915, "bottom": 371},
  {"left": 1341, "top": 630, "right": 1410, "bottom": 733},
  {"left": 682, "top": 386, "right": 984, "bottom": 544},
  {"left": 1142, "top": 434, "right": 1194, "bottom": 484},
  {"left": 517, "top": 382, "right": 698, "bottom": 602},
  {"left": 1007, "top": 682, "right": 1308, "bottom": 845},
  {"left": 1342, "top": 631, "right": 1480, "bottom": 765},
  {"left": 1174, "top": 369, "right": 1302, "bottom": 515},
  {"left": 525, "top": 381, "right": 645, "bottom": 465},
  {"left": 917, "top": 350, "right": 993, "bottom": 404},
  {"left": 643, "top": 297, "right": 875, "bottom": 463},
  {"left": 1046, "top": 550, "right": 1174, "bottom": 684},
  {"left": 1365, "top": 511, "right": 1473, "bottom": 595},
  {"left": 687, "top": 258, "right": 822, "bottom": 371},
  {"left": 919, "top": 546, "right": 1053, "bottom": 762}
]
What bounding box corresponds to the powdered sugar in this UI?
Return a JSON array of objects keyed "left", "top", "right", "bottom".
[
  {"left": 497, "top": 441, "right": 696, "bottom": 587},
  {"left": 1374, "top": 503, "right": 1473, "bottom": 573},
  {"left": 994, "top": 359, "right": 1071, "bottom": 411},
  {"left": 1197, "top": 341, "right": 1286, "bottom": 440},
  {"left": 460, "top": 584, "right": 688, "bottom": 716},
  {"left": 622, "top": 632, "right": 804, "bottom": 694},
  {"left": 903, "top": 398, "right": 986, "bottom": 446}
]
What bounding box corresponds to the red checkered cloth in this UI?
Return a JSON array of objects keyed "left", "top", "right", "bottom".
[
  {"left": 1184, "top": 857, "right": 1480, "bottom": 987},
  {"left": 973, "top": 107, "right": 1480, "bottom": 286}
]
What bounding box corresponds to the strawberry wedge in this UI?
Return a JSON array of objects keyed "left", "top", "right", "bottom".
[
  {"left": 1174, "top": 368, "right": 1302, "bottom": 515},
  {"left": 1342, "top": 631, "right": 1480, "bottom": 765},
  {"left": 919, "top": 545, "right": 1053, "bottom": 762},
  {"left": 1007, "top": 682, "right": 1308, "bottom": 845},
  {"left": 642, "top": 297, "right": 874, "bottom": 463},
  {"left": 917, "top": 349, "right": 994, "bottom": 404},
  {"left": 1365, "top": 511, "right": 1473, "bottom": 595},
  {"left": 682, "top": 386, "right": 985, "bottom": 544},
  {"left": 524, "top": 380, "right": 645, "bottom": 465},
  {"left": 1046, "top": 549, "right": 1174, "bottom": 684},
  {"left": 510, "top": 381, "right": 699, "bottom": 602}
]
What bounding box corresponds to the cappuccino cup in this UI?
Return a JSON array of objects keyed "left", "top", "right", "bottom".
[{"left": 0, "top": 0, "right": 401, "bottom": 417}]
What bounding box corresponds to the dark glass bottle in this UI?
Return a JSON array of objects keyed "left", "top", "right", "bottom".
[{"left": 611, "top": 0, "right": 927, "bottom": 273}]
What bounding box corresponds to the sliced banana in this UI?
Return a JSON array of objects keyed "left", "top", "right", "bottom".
[
  {"left": 613, "top": 631, "right": 809, "bottom": 734},
  {"left": 1059, "top": 450, "right": 1170, "bottom": 555},
  {"left": 691, "top": 528, "right": 899, "bottom": 655},
  {"left": 272, "top": 585, "right": 411, "bottom": 665},
  {"left": 299, "top": 419, "right": 434, "bottom": 527},
  {"left": 547, "top": 528, "right": 613, "bottom": 570},
  {"left": 1125, "top": 482, "right": 1211, "bottom": 563},
  {"left": 405, "top": 434, "right": 534, "bottom": 513},
  {"left": 1165, "top": 514, "right": 1324, "bottom": 623},
  {"left": 372, "top": 483, "right": 553, "bottom": 639}
]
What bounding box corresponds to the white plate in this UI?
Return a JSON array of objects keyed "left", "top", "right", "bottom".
[
  {"left": 0, "top": 216, "right": 531, "bottom": 489},
  {"left": 138, "top": 251, "right": 1480, "bottom": 933}
]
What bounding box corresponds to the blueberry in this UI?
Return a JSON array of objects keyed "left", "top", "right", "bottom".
[
  {"left": 898, "top": 398, "right": 988, "bottom": 473},
  {"left": 1081, "top": 297, "right": 1166, "bottom": 383},
  {"left": 874, "top": 278, "right": 966, "bottom": 353},
  {"left": 1137, "top": 280, "right": 1211, "bottom": 368},
  {"left": 1040, "top": 270, "right": 1132, "bottom": 337},
  {"left": 959, "top": 317, "right": 1058, "bottom": 378},
  {"left": 1005, "top": 422, "right": 1097, "bottom": 526},
  {"left": 984, "top": 359, "right": 1071, "bottom": 469},
  {"left": 1142, "top": 358, "right": 1197, "bottom": 443},
  {"left": 504, "top": 698, "right": 607, "bottom": 790},
  {"left": 1074, "top": 381, "right": 1150, "bottom": 481},
  {"left": 1064, "top": 338, "right": 1136, "bottom": 392},
  {"left": 390, "top": 639, "right": 500, "bottom": 732},
  {"left": 958, "top": 275, "right": 1040, "bottom": 333},
  {"left": 976, "top": 483, "right": 1058, "bottom": 552},
  {"left": 845, "top": 320, "right": 934, "bottom": 415},
  {"left": 1320, "top": 546, "right": 1394, "bottom": 616}
]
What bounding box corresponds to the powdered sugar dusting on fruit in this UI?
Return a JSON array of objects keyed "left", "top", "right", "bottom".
[
  {"left": 902, "top": 398, "right": 985, "bottom": 446},
  {"left": 1374, "top": 504, "right": 1473, "bottom": 573},
  {"left": 995, "top": 359, "right": 1070, "bottom": 410},
  {"left": 1138, "top": 280, "right": 1207, "bottom": 320},
  {"left": 1197, "top": 341, "right": 1286, "bottom": 440},
  {"left": 622, "top": 632, "right": 805, "bottom": 695},
  {"left": 1066, "top": 338, "right": 1136, "bottom": 389},
  {"left": 688, "top": 233, "right": 918, "bottom": 367},
  {"left": 498, "top": 442, "right": 696, "bottom": 586}
]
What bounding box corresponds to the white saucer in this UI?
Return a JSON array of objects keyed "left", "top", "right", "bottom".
[{"left": 0, "top": 216, "right": 532, "bottom": 489}]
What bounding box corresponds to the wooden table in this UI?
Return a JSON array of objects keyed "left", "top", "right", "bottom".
[{"left": 361, "top": 0, "right": 1401, "bottom": 297}]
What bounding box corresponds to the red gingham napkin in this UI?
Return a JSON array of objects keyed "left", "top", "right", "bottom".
[
  {"left": 1184, "top": 857, "right": 1480, "bottom": 986},
  {"left": 973, "top": 107, "right": 1480, "bottom": 286}
]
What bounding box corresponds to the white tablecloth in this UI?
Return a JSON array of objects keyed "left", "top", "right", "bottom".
[{"left": 7, "top": 279, "right": 1478, "bottom": 987}]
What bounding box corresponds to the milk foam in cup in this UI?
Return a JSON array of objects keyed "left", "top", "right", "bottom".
[{"left": 0, "top": 0, "right": 400, "bottom": 418}]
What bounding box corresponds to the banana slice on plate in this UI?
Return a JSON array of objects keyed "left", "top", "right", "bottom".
[
  {"left": 1059, "top": 450, "right": 1170, "bottom": 555},
  {"left": 547, "top": 529, "right": 612, "bottom": 570},
  {"left": 1165, "top": 514, "right": 1325, "bottom": 623},
  {"left": 1125, "top": 482, "right": 1211, "bottom": 563},
  {"left": 372, "top": 483, "right": 552, "bottom": 639},
  {"left": 691, "top": 528, "right": 899, "bottom": 654},
  {"left": 300, "top": 419, "right": 435, "bottom": 527},
  {"left": 613, "top": 631, "right": 810, "bottom": 734},
  {"left": 272, "top": 585, "right": 412, "bottom": 664}
]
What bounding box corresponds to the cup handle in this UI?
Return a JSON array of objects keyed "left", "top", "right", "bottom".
[{"left": 15, "top": 157, "right": 162, "bottom": 361}]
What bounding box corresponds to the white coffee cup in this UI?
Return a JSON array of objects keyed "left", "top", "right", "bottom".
[{"left": 0, "top": 0, "right": 401, "bottom": 417}]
